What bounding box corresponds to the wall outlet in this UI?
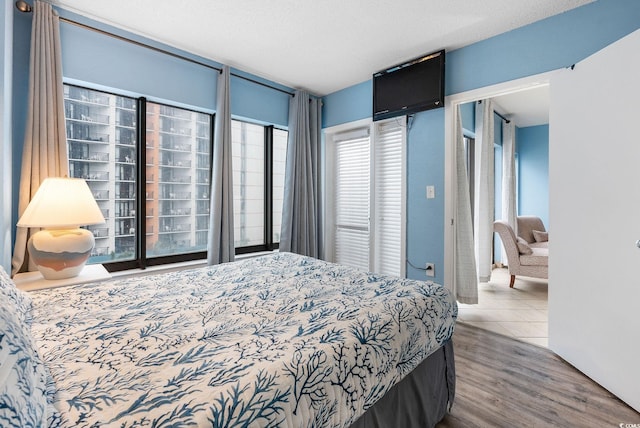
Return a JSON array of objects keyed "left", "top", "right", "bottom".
[{"left": 425, "top": 263, "right": 435, "bottom": 277}]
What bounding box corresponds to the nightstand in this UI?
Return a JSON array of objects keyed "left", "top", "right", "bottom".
[{"left": 13, "top": 264, "right": 112, "bottom": 291}]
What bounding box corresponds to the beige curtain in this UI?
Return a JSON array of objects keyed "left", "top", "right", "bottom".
[
  {"left": 474, "top": 99, "right": 495, "bottom": 283},
  {"left": 11, "top": 1, "right": 68, "bottom": 276},
  {"left": 454, "top": 105, "right": 478, "bottom": 304},
  {"left": 501, "top": 121, "right": 517, "bottom": 265}
]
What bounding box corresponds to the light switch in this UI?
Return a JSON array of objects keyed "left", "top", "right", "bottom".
[{"left": 426, "top": 185, "right": 435, "bottom": 199}]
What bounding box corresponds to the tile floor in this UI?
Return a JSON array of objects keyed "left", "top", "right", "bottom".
[{"left": 456, "top": 267, "right": 549, "bottom": 348}]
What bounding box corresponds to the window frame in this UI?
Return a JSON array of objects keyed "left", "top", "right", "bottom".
[
  {"left": 324, "top": 117, "right": 407, "bottom": 276},
  {"left": 64, "top": 84, "right": 287, "bottom": 272},
  {"left": 232, "top": 120, "right": 286, "bottom": 255},
  {"left": 64, "top": 84, "right": 215, "bottom": 273}
]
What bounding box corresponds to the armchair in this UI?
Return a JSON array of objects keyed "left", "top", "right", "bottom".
[{"left": 494, "top": 218, "right": 548, "bottom": 288}]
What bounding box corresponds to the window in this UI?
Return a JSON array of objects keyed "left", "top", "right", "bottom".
[
  {"left": 231, "top": 120, "right": 288, "bottom": 253},
  {"left": 326, "top": 119, "right": 406, "bottom": 276},
  {"left": 373, "top": 121, "right": 405, "bottom": 276},
  {"left": 464, "top": 136, "right": 475, "bottom": 221},
  {"left": 64, "top": 84, "right": 212, "bottom": 270},
  {"left": 331, "top": 128, "right": 371, "bottom": 271},
  {"left": 145, "top": 102, "right": 211, "bottom": 258},
  {"left": 65, "top": 85, "right": 287, "bottom": 270}
]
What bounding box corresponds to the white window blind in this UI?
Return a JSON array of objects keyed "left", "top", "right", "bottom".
[
  {"left": 333, "top": 129, "right": 370, "bottom": 271},
  {"left": 373, "top": 121, "right": 404, "bottom": 276}
]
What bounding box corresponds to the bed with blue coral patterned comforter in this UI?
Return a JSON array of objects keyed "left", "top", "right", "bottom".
[{"left": 28, "top": 252, "right": 457, "bottom": 427}]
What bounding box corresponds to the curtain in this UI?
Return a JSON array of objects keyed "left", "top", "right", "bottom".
[
  {"left": 12, "top": 1, "right": 68, "bottom": 276},
  {"left": 474, "top": 99, "right": 495, "bottom": 283},
  {"left": 280, "top": 91, "right": 322, "bottom": 258},
  {"left": 501, "top": 121, "right": 517, "bottom": 265},
  {"left": 453, "top": 106, "right": 478, "bottom": 304},
  {"left": 207, "top": 65, "right": 235, "bottom": 265}
]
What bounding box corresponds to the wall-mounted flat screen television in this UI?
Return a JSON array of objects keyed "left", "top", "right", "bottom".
[{"left": 373, "top": 49, "right": 445, "bottom": 121}]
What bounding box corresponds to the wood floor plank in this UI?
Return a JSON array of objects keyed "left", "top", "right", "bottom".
[{"left": 437, "top": 322, "right": 639, "bottom": 427}]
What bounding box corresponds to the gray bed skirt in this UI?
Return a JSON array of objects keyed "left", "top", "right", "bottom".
[{"left": 350, "top": 339, "right": 455, "bottom": 428}]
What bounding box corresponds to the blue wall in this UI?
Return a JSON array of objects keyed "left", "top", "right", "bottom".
[
  {"left": 10, "top": 8, "right": 292, "bottom": 248},
  {"left": 322, "top": 80, "right": 371, "bottom": 129},
  {"left": 406, "top": 109, "right": 445, "bottom": 281},
  {"left": 55, "top": 10, "right": 292, "bottom": 125},
  {"left": 518, "top": 125, "right": 549, "bottom": 228},
  {"left": 459, "top": 102, "right": 475, "bottom": 135},
  {"left": 322, "top": 0, "right": 640, "bottom": 283}
]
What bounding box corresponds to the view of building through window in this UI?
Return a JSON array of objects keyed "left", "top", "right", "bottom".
[
  {"left": 145, "top": 102, "right": 212, "bottom": 258},
  {"left": 231, "top": 121, "right": 288, "bottom": 249},
  {"left": 64, "top": 85, "right": 212, "bottom": 264},
  {"left": 65, "top": 85, "right": 138, "bottom": 262},
  {"left": 64, "top": 85, "right": 287, "bottom": 268}
]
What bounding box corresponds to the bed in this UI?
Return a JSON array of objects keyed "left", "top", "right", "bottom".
[{"left": 0, "top": 252, "right": 457, "bottom": 427}]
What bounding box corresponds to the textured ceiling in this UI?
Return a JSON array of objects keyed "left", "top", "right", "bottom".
[{"left": 53, "top": 0, "right": 592, "bottom": 96}]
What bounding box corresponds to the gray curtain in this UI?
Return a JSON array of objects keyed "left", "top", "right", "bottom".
[
  {"left": 207, "top": 65, "right": 234, "bottom": 265},
  {"left": 12, "top": 1, "right": 68, "bottom": 276},
  {"left": 474, "top": 99, "right": 495, "bottom": 283},
  {"left": 280, "top": 91, "right": 322, "bottom": 258},
  {"left": 454, "top": 106, "right": 478, "bottom": 304}
]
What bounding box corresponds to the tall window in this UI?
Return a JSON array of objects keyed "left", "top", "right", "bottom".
[
  {"left": 64, "top": 84, "right": 212, "bottom": 269},
  {"left": 145, "top": 102, "right": 211, "bottom": 258},
  {"left": 464, "top": 136, "right": 475, "bottom": 221},
  {"left": 327, "top": 119, "right": 406, "bottom": 276},
  {"left": 231, "top": 120, "right": 287, "bottom": 253},
  {"left": 332, "top": 128, "right": 371, "bottom": 271},
  {"left": 65, "top": 85, "right": 287, "bottom": 270},
  {"left": 373, "top": 121, "right": 405, "bottom": 276}
]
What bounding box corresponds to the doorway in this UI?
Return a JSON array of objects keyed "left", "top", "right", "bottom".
[{"left": 444, "top": 71, "right": 553, "bottom": 346}]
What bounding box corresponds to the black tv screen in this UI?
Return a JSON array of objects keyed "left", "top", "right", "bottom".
[{"left": 373, "top": 49, "right": 445, "bottom": 121}]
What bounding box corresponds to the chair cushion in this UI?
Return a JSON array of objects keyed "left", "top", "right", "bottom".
[
  {"left": 530, "top": 241, "right": 548, "bottom": 250},
  {"left": 516, "top": 237, "right": 533, "bottom": 255},
  {"left": 533, "top": 230, "right": 548, "bottom": 243},
  {"left": 517, "top": 216, "right": 546, "bottom": 244},
  {"left": 520, "top": 247, "right": 548, "bottom": 266}
]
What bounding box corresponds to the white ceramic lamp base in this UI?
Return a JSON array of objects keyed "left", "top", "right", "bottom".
[{"left": 27, "top": 227, "right": 95, "bottom": 280}]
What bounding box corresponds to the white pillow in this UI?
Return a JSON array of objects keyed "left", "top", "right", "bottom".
[
  {"left": 532, "top": 230, "right": 548, "bottom": 243},
  {"left": 0, "top": 292, "right": 49, "bottom": 427},
  {"left": 516, "top": 237, "right": 533, "bottom": 255},
  {"left": 0, "top": 266, "right": 33, "bottom": 326}
]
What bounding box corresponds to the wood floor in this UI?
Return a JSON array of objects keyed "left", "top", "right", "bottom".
[{"left": 437, "top": 322, "right": 639, "bottom": 427}]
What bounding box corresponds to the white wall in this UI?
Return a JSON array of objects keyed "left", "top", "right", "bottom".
[{"left": 549, "top": 29, "right": 640, "bottom": 412}]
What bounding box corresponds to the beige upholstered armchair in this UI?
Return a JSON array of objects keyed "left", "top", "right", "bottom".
[{"left": 494, "top": 216, "right": 548, "bottom": 288}]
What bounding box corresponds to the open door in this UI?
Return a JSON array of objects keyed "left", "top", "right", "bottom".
[{"left": 549, "top": 29, "right": 640, "bottom": 412}]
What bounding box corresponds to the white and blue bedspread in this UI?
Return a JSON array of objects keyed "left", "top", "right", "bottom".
[{"left": 29, "top": 252, "right": 457, "bottom": 427}]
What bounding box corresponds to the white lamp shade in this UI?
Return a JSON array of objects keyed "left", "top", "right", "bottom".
[{"left": 17, "top": 177, "right": 105, "bottom": 228}]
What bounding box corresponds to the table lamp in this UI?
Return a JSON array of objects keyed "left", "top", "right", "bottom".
[{"left": 17, "top": 177, "right": 106, "bottom": 280}]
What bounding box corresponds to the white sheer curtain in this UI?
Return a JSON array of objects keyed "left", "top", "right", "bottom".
[
  {"left": 454, "top": 106, "right": 478, "bottom": 304},
  {"left": 474, "top": 99, "right": 495, "bottom": 283},
  {"left": 280, "top": 91, "right": 322, "bottom": 258},
  {"left": 501, "top": 120, "right": 517, "bottom": 265},
  {"left": 12, "top": 1, "right": 68, "bottom": 276},
  {"left": 207, "top": 65, "right": 235, "bottom": 265}
]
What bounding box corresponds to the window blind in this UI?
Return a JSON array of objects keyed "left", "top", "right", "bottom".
[
  {"left": 334, "top": 133, "right": 370, "bottom": 271},
  {"left": 373, "top": 121, "right": 404, "bottom": 276}
]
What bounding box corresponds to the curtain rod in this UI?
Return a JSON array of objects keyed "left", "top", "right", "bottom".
[
  {"left": 494, "top": 111, "right": 510, "bottom": 124},
  {"left": 477, "top": 100, "right": 510, "bottom": 123},
  {"left": 16, "top": 1, "right": 295, "bottom": 97}
]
